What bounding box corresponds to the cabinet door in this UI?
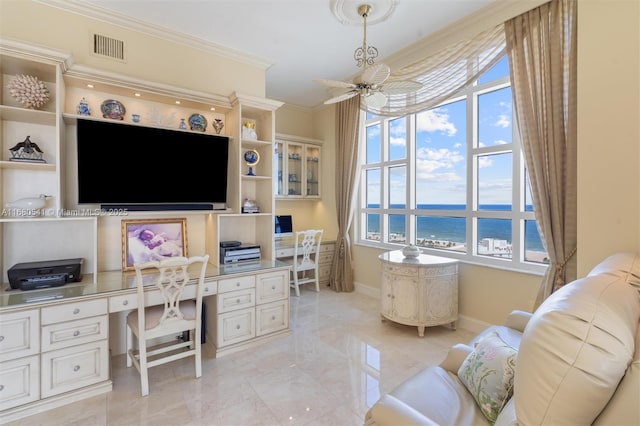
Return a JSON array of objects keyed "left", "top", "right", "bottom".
[
  {"left": 380, "top": 272, "right": 395, "bottom": 318},
  {"left": 216, "top": 307, "right": 255, "bottom": 347},
  {"left": 0, "top": 310, "right": 39, "bottom": 362},
  {"left": 305, "top": 144, "right": 320, "bottom": 197},
  {"left": 389, "top": 275, "right": 421, "bottom": 323},
  {"left": 275, "top": 141, "right": 285, "bottom": 196},
  {"left": 256, "top": 300, "right": 288, "bottom": 336},
  {"left": 0, "top": 355, "right": 40, "bottom": 411},
  {"left": 286, "top": 142, "right": 303, "bottom": 196},
  {"left": 255, "top": 270, "right": 288, "bottom": 304},
  {"left": 41, "top": 340, "right": 109, "bottom": 398}
]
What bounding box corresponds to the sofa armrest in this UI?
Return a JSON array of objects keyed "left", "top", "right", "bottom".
[
  {"left": 504, "top": 310, "right": 533, "bottom": 333},
  {"left": 439, "top": 343, "right": 473, "bottom": 373},
  {"left": 366, "top": 394, "right": 439, "bottom": 426}
]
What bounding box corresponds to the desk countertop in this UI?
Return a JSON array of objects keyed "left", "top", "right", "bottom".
[{"left": 1, "top": 260, "right": 289, "bottom": 309}]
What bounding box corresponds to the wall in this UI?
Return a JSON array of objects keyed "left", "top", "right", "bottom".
[
  {"left": 0, "top": 1, "right": 266, "bottom": 98},
  {"left": 576, "top": 0, "right": 640, "bottom": 274},
  {"left": 345, "top": 0, "right": 640, "bottom": 328}
]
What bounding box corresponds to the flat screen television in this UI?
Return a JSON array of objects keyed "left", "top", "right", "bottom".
[
  {"left": 76, "top": 118, "right": 229, "bottom": 210},
  {"left": 274, "top": 215, "right": 293, "bottom": 239}
]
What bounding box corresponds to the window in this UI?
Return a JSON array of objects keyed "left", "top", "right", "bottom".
[{"left": 359, "top": 56, "right": 548, "bottom": 273}]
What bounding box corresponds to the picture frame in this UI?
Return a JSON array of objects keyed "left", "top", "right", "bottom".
[{"left": 121, "top": 218, "right": 188, "bottom": 271}]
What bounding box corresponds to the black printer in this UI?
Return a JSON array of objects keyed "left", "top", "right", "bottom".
[{"left": 8, "top": 258, "right": 83, "bottom": 291}]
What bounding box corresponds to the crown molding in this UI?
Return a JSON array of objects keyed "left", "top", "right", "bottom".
[{"left": 34, "top": 0, "right": 273, "bottom": 70}]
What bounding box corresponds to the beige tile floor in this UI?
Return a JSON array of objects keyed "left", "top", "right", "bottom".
[{"left": 7, "top": 287, "right": 475, "bottom": 426}]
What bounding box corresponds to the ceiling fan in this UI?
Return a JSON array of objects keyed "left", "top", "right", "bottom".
[{"left": 315, "top": 3, "right": 422, "bottom": 109}]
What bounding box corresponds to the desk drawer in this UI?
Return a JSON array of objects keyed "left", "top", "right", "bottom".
[
  {"left": 0, "top": 310, "right": 39, "bottom": 362},
  {"left": 41, "top": 340, "right": 109, "bottom": 398},
  {"left": 41, "top": 315, "right": 108, "bottom": 352},
  {"left": 218, "top": 275, "right": 255, "bottom": 293},
  {"left": 275, "top": 248, "right": 294, "bottom": 258},
  {"left": 41, "top": 299, "right": 107, "bottom": 325},
  {"left": 108, "top": 282, "right": 216, "bottom": 313},
  {"left": 217, "top": 288, "right": 255, "bottom": 314},
  {"left": 0, "top": 355, "right": 40, "bottom": 411},
  {"left": 216, "top": 308, "right": 255, "bottom": 347},
  {"left": 319, "top": 243, "right": 335, "bottom": 254},
  {"left": 319, "top": 251, "right": 333, "bottom": 264}
]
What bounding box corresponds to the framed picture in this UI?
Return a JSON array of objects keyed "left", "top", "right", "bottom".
[{"left": 121, "top": 218, "right": 188, "bottom": 271}]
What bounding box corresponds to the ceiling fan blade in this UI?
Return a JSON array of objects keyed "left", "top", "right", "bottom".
[
  {"left": 314, "top": 79, "right": 356, "bottom": 89},
  {"left": 360, "top": 63, "right": 391, "bottom": 85},
  {"left": 324, "top": 90, "right": 359, "bottom": 105},
  {"left": 364, "top": 91, "right": 388, "bottom": 108},
  {"left": 382, "top": 80, "right": 423, "bottom": 95}
]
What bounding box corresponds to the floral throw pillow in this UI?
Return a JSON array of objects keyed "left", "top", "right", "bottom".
[{"left": 457, "top": 331, "right": 517, "bottom": 424}]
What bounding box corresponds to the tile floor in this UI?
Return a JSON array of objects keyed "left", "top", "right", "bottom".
[{"left": 7, "top": 287, "right": 475, "bottom": 426}]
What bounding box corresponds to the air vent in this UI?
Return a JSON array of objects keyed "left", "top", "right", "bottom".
[{"left": 93, "top": 34, "right": 125, "bottom": 61}]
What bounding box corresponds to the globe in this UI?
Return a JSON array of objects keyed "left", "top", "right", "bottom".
[
  {"left": 244, "top": 150, "right": 259, "bottom": 165},
  {"left": 243, "top": 149, "right": 260, "bottom": 176}
]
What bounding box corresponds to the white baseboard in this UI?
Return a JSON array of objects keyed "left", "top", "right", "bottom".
[{"left": 354, "top": 280, "right": 490, "bottom": 334}]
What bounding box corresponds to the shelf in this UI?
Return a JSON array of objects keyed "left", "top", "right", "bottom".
[
  {"left": 0, "top": 105, "right": 57, "bottom": 125},
  {"left": 242, "top": 138, "right": 273, "bottom": 148},
  {"left": 242, "top": 175, "right": 271, "bottom": 180},
  {"left": 0, "top": 160, "right": 55, "bottom": 171}
]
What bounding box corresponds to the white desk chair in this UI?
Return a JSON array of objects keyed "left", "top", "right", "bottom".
[
  {"left": 289, "top": 229, "right": 323, "bottom": 297},
  {"left": 126, "top": 255, "right": 209, "bottom": 396}
]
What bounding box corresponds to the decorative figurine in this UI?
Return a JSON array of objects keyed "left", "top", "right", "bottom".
[
  {"left": 9, "top": 135, "right": 45, "bottom": 163},
  {"left": 179, "top": 118, "right": 187, "bottom": 130},
  {"left": 212, "top": 118, "right": 224, "bottom": 134},
  {"left": 77, "top": 97, "right": 91, "bottom": 115},
  {"left": 242, "top": 121, "right": 257, "bottom": 140},
  {"left": 243, "top": 149, "right": 260, "bottom": 176}
]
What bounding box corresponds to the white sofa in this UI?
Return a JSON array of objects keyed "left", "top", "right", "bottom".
[{"left": 365, "top": 252, "right": 640, "bottom": 425}]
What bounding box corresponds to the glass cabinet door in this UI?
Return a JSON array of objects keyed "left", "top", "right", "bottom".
[
  {"left": 305, "top": 145, "right": 320, "bottom": 197},
  {"left": 286, "top": 142, "right": 303, "bottom": 196},
  {"left": 275, "top": 141, "right": 284, "bottom": 196}
]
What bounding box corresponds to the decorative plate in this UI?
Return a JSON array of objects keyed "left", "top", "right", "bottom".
[
  {"left": 188, "top": 113, "right": 207, "bottom": 132},
  {"left": 101, "top": 99, "right": 126, "bottom": 120}
]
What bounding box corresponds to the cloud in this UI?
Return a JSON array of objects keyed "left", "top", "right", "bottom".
[
  {"left": 494, "top": 139, "right": 509, "bottom": 145},
  {"left": 495, "top": 114, "right": 510, "bottom": 128},
  {"left": 416, "top": 109, "right": 457, "bottom": 136},
  {"left": 416, "top": 147, "right": 464, "bottom": 181},
  {"left": 390, "top": 136, "right": 405, "bottom": 146}
]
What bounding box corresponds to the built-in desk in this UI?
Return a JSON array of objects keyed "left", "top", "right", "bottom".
[
  {"left": 275, "top": 240, "right": 335, "bottom": 285},
  {"left": 0, "top": 260, "right": 290, "bottom": 424}
]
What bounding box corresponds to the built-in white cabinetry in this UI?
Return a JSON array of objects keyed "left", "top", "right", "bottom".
[
  {"left": 275, "top": 133, "right": 322, "bottom": 199},
  {"left": 213, "top": 268, "right": 288, "bottom": 357},
  {"left": 0, "top": 40, "right": 98, "bottom": 284}
]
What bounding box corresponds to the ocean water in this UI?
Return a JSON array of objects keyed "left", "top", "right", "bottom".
[{"left": 366, "top": 204, "right": 545, "bottom": 252}]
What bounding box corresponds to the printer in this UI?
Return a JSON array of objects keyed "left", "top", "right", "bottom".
[{"left": 8, "top": 258, "right": 83, "bottom": 291}]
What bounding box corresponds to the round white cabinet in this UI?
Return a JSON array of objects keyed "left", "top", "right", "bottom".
[{"left": 378, "top": 250, "right": 459, "bottom": 337}]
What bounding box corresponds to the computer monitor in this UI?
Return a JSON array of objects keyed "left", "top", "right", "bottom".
[{"left": 274, "top": 215, "right": 293, "bottom": 241}]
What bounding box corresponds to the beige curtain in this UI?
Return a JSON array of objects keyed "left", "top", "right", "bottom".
[
  {"left": 329, "top": 96, "right": 361, "bottom": 292},
  {"left": 364, "top": 24, "right": 506, "bottom": 117},
  {"left": 505, "top": 0, "right": 577, "bottom": 307}
]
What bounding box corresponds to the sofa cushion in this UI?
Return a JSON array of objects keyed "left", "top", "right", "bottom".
[
  {"left": 587, "top": 252, "right": 640, "bottom": 288},
  {"left": 384, "top": 366, "right": 489, "bottom": 425},
  {"left": 458, "top": 331, "right": 517, "bottom": 424},
  {"left": 515, "top": 273, "right": 640, "bottom": 425}
]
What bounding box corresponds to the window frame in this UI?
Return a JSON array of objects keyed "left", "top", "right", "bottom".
[{"left": 356, "top": 65, "right": 548, "bottom": 275}]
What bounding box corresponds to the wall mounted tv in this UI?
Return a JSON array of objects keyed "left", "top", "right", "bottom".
[{"left": 76, "top": 118, "right": 229, "bottom": 211}]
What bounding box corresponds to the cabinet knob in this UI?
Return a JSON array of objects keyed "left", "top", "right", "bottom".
[
  {"left": 271, "top": 286, "right": 276, "bottom": 290},
  {"left": 73, "top": 365, "right": 80, "bottom": 372},
  {"left": 271, "top": 315, "right": 276, "bottom": 320},
  {"left": 236, "top": 282, "right": 240, "bottom": 287},
  {"left": 73, "top": 330, "right": 80, "bottom": 337},
  {"left": 236, "top": 299, "right": 241, "bottom": 304},
  {"left": 0, "top": 336, "right": 4, "bottom": 342},
  {"left": 236, "top": 325, "right": 240, "bottom": 330},
  {"left": 123, "top": 300, "right": 129, "bottom": 306},
  {"left": 0, "top": 385, "right": 3, "bottom": 391},
  {"left": 73, "top": 308, "right": 80, "bottom": 315}
]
